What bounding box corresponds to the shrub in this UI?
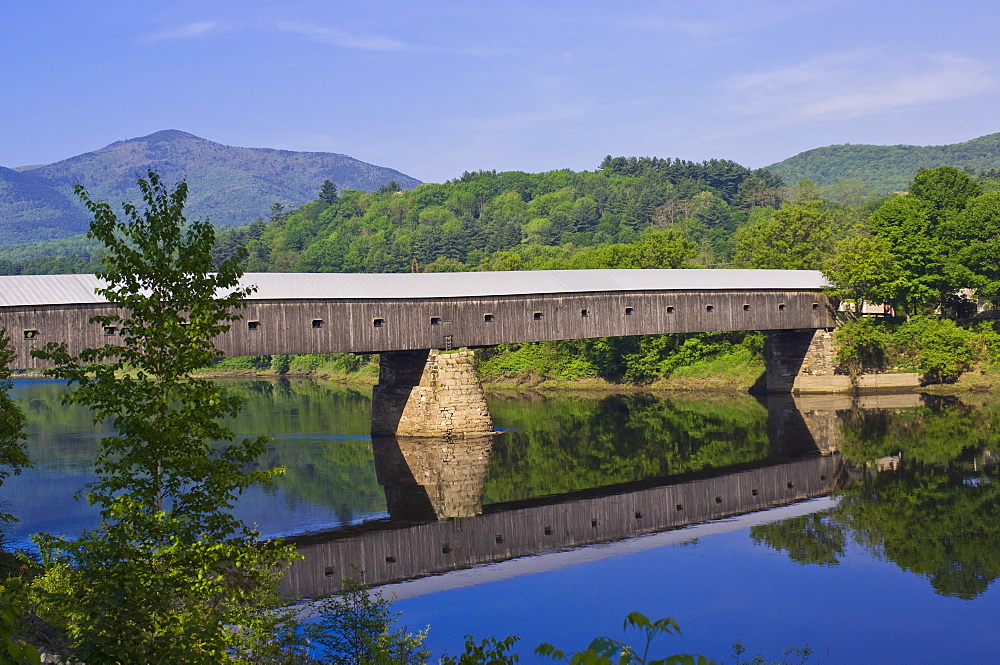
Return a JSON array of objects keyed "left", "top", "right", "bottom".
[
  {"left": 835, "top": 318, "right": 892, "bottom": 378},
  {"left": 895, "top": 317, "right": 975, "bottom": 383}
]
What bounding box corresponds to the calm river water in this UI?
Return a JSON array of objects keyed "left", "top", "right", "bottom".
[{"left": 4, "top": 378, "right": 1000, "bottom": 664}]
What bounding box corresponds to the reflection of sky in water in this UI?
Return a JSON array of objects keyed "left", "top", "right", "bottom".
[
  {"left": 396, "top": 525, "right": 1000, "bottom": 665},
  {"left": 4, "top": 428, "right": 387, "bottom": 551},
  {"left": 4, "top": 456, "right": 387, "bottom": 551}
]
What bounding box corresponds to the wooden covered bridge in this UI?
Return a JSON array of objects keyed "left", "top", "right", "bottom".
[{"left": 0, "top": 269, "right": 836, "bottom": 436}]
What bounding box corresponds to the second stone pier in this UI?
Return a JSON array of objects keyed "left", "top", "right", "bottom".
[{"left": 371, "top": 348, "right": 494, "bottom": 437}]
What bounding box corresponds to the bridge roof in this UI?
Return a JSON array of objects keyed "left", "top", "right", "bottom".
[{"left": 0, "top": 269, "right": 827, "bottom": 307}]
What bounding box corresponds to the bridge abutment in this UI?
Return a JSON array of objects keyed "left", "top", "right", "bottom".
[
  {"left": 765, "top": 328, "right": 840, "bottom": 393},
  {"left": 371, "top": 349, "right": 494, "bottom": 437}
]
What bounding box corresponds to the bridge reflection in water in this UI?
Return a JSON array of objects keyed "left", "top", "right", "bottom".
[{"left": 276, "top": 393, "right": 921, "bottom": 598}]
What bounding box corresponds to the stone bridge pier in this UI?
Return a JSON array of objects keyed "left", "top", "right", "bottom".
[
  {"left": 765, "top": 328, "right": 839, "bottom": 393},
  {"left": 371, "top": 349, "right": 494, "bottom": 438}
]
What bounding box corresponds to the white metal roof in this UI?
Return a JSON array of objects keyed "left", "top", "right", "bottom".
[{"left": 0, "top": 269, "right": 828, "bottom": 307}]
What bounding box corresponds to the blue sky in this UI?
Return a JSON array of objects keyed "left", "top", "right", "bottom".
[{"left": 3, "top": 1, "right": 998, "bottom": 183}]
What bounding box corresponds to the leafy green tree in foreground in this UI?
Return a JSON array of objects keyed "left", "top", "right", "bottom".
[
  {"left": 304, "top": 575, "right": 429, "bottom": 665},
  {"left": 0, "top": 330, "right": 29, "bottom": 526},
  {"left": 30, "top": 172, "right": 300, "bottom": 663},
  {"left": 0, "top": 330, "right": 39, "bottom": 665}
]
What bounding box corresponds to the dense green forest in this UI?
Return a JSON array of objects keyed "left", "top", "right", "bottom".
[
  {"left": 0, "top": 156, "right": 794, "bottom": 274},
  {"left": 5, "top": 156, "right": 1000, "bottom": 387},
  {"left": 766, "top": 132, "right": 1000, "bottom": 195}
]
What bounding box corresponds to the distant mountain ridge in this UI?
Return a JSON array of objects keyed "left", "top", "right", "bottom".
[
  {"left": 0, "top": 130, "right": 421, "bottom": 246},
  {"left": 766, "top": 133, "right": 1000, "bottom": 194}
]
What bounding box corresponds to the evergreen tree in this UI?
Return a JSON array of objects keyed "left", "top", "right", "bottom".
[{"left": 319, "top": 179, "right": 340, "bottom": 206}]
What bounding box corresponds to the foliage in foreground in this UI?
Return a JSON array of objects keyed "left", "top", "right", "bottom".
[
  {"left": 537, "top": 613, "right": 713, "bottom": 665},
  {"left": 0, "top": 330, "right": 37, "bottom": 663},
  {"left": 303, "top": 575, "right": 429, "bottom": 665},
  {"left": 308, "top": 577, "right": 811, "bottom": 665},
  {"left": 0, "top": 330, "right": 29, "bottom": 526},
  {"left": 27, "top": 172, "right": 301, "bottom": 663}
]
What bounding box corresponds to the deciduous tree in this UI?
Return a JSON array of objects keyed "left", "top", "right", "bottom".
[
  {"left": 31, "top": 171, "right": 300, "bottom": 664},
  {"left": 733, "top": 201, "right": 833, "bottom": 270}
]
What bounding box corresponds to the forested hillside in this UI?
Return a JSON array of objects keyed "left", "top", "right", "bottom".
[
  {"left": 211, "top": 156, "right": 785, "bottom": 274},
  {"left": 767, "top": 133, "right": 1000, "bottom": 194},
  {"left": 0, "top": 166, "right": 90, "bottom": 243},
  {"left": 0, "top": 130, "right": 421, "bottom": 245}
]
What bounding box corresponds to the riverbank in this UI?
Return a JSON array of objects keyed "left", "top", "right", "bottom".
[{"left": 19, "top": 352, "right": 1000, "bottom": 396}]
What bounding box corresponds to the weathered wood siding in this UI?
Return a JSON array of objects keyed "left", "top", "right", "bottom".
[{"left": 1, "top": 289, "right": 834, "bottom": 369}]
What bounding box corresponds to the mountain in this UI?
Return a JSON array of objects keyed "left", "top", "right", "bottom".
[
  {"left": 766, "top": 133, "right": 1000, "bottom": 194},
  {"left": 0, "top": 130, "right": 421, "bottom": 246},
  {"left": 0, "top": 166, "right": 90, "bottom": 244}
]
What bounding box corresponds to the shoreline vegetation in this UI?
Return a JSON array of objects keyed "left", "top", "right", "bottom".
[{"left": 13, "top": 333, "right": 1000, "bottom": 396}]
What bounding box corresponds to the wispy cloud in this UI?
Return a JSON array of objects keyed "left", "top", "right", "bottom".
[
  {"left": 273, "top": 20, "right": 510, "bottom": 56},
  {"left": 617, "top": 1, "right": 839, "bottom": 44},
  {"left": 727, "top": 51, "right": 994, "bottom": 124},
  {"left": 276, "top": 21, "right": 408, "bottom": 52},
  {"left": 144, "top": 21, "right": 221, "bottom": 42}
]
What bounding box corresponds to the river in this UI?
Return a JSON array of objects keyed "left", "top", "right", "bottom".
[{"left": 4, "top": 378, "right": 1000, "bottom": 663}]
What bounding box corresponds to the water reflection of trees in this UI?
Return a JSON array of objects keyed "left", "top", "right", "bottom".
[
  {"left": 484, "top": 393, "right": 771, "bottom": 503},
  {"left": 16, "top": 382, "right": 786, "bottom": 527},
  {"left": 752, "top": 396, "right": 1000, "bottom": 599}
]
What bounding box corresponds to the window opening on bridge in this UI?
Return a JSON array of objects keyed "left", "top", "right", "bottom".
[
  {"left": 786, "top": 481, "right": 794, "bottom": 489},
  {"left": 634, "top": 511, "right": 643, "bottom": 519},
  {"left": 581, "top": 308, "right": 589, "bottom": 317},
  {"left": 23, "top": 329, "right": 38, "bottom": 340},
  {"left": 743, "top": 304, "right": 751, "bottom": 311},
  {"left": 324, "top": 567, "right": 335, "bottom": 577},
  {"left": 385, "top": 556, "right": 396, "bottom": 563},
  {"left": 706, "top": 305, "right": 714, "bottom": 312},
  {"left": 751, "top": 489, "right": 759, "bottom": 496},
  {"left": 247, "top": 321, "right": 260, "bottom": 331},
  {"left": 373, "top": 318, "right": 385, "bottom": 328},
  {"left": 625, "top": 307, "right": 634, "bottom": 315},
  {"left": 312, "top": 319, "right": 324, "bottom": 328},
  {"left": 820, "top": 475, "right": 827, "bottom": 481},
  {"left": 533, "top": 311, "right": 543, "bottom": 320},
  {"left": 591, "top": 519, "right": 598, "bottom": 527},
  {"left": 430, "top": 316, "right": 441, "bottom": 326},
  {"left": 675, "top": 503, "right": 683, "bottom": 511},
  {"left": 715, "top": 496, "right": 723, "bottom": 504},
  {"left": 484, "top": 313, "right": 494, "bottom": 322},
  {"left": 544, "top": 526, "right": 553, "bottom": 535},
  {"left": 812, "top": 302, "right": 820, "bottom": 310},
  {"left": 441, "top": 544, "right": 452, "bottom": 554},
  {"left": 495, "top": 534, "right": 504, "bottom": 544},
  {"left": 103, "top": 326, "right": 118, "bottom": 336},
  {"left": 778, "top": 303, "right": 786, "bottom": 311},
  {"left": 666, "top": 306, "right": 675, "bottom": 313}
]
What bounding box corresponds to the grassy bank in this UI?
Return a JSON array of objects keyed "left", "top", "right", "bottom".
[{"left": 196, "top": 346, "right": 767, "bottom": 394}]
